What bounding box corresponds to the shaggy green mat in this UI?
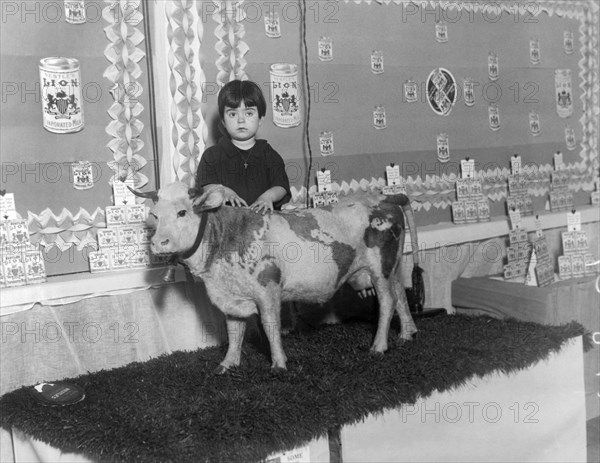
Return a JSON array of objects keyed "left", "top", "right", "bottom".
[{"left": 0, "top": 315, "right": 587, "bottom": 463}]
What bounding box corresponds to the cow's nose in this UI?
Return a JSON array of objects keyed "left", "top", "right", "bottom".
[{"left": 161, "top": 239, "right": 169, "bottom": 246}]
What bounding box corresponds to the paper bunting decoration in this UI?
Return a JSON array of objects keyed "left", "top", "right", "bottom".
[
  {"left": 213, "top": 0, "right": 249, "bottom": 85},
  {"left": 102, "top": 0, "right": 148, "bottom": 191},
  {"left": 164, "top": 0, "right": 208, "bottom": 185}
]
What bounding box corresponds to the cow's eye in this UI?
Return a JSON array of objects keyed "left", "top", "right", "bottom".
[
  {"left": 149, "top": 212, "right": 158, "bottom": 219},
  {"left": 177, "top": 210, "right": 186, "bottom": 218}
]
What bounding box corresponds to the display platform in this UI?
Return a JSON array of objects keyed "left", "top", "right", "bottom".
[
  {"left": 0, "top": 315, "right": 587, "bottom": 463},
  {"left": 452, "top": 275, "right": 600, "bottom": 420}
]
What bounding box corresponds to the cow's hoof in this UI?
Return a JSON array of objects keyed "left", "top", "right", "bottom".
[
  {"left": 369, "top": 348, "right": 386, "bottom": 356},
  {"left": 399, "top": 331, "right": 417, "bottom": 343},
  {"left": 212, "top": 364, "right": 230, "bottom": 375}
]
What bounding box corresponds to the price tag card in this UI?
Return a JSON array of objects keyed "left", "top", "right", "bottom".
[
  {"left": 461, "top": 159, "right": 475, "bottom": 178},
  {"left": 113, "top": 179, "right": 137, "bottom": 206},
  {"left": 567, "top": 210, "right": 581, "bottom": 231},
  {"left": 510, "top": 155, "right": 522, "bottom": 175},
  {"left": 386, "top": 164, "right": 401, "bottom": 186},
  {"left": 553, "top": 151, "right": 564, "bottom": 170},
  {"left": 0, "top": 193, "right": 17, "bottom": 221},
  {"left": 316, "top": 170, "right": 332, "bottom": 192},
  {"left": 509, "top": 208, "right": 522, "bottom": 229},
  {"left": 534, "top": 216, "right": 543, "bottom": 238}
]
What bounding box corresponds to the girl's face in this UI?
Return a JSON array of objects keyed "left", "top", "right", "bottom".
[{"left": 222, "top": 102, "right": 263, "bottom": 143}]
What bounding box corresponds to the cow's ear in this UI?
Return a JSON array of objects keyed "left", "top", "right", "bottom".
[{"left": 192, "top": 185, "right": 225, "bottom": 212}]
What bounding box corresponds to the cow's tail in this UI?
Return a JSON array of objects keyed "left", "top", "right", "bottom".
[{"left": 394, "top": 196, "right": 423, "bottom": 312}]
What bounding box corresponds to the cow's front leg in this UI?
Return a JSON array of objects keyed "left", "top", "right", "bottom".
[
  {"left": 257, "top": 297, "right": 287, "bottom": 370},
  {"left": 215, "top": 316, "right": 247, "bottom": 375},
  {"left": 371, "top": 276, "right": 394, "bottom": 354}
]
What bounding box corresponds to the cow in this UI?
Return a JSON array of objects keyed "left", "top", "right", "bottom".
[{"left": 132, "top": 182, "right": 420, "bottom": 374}]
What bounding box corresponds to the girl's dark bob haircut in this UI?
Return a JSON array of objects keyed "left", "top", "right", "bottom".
[{"left": 218, "top": 80, "right": 267, "bottom": 119}]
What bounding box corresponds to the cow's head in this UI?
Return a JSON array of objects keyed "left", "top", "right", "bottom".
[{"left": 130, "top": 182, "right": 226, "bottom": 255}]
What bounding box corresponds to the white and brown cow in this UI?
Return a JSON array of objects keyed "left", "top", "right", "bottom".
[{"left": 135, "top": 182, "right": 420, "bottom": 373}]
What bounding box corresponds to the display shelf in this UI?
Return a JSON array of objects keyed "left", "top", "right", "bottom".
[
  {"left": 414, "top": 204, "right": 599, "bottom": 251},
  {"left": 0, "top": 267, "right": 187, "bottom": 316}
]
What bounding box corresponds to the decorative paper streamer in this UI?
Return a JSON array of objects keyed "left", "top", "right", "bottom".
[
  {"left": 102, "top": 0, "right": 148, "bottom": 191},
  {"left": 213, "top": 0, "right": 249, "bottom": 86},
  {"left": 27, "top": 207, "right": 106, "bottom": 251},
  {"left": 160, "top": 1, "right": 208, "bottom": 185}
]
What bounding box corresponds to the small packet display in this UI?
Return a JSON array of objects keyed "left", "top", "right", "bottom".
[
  {"left": 109, "top": 249, "right": 129, "bottom": 271},
  {"left": 557, "top": 228, "right": 597, "bottom": 280},
  {"left": 452, "top": 201, "right": 466, "bottom": 224},
  {"left": 506, "top": 174, "right": 534, "bottom": 216},
  {"left": 558, "top": 255, "right": 572, "bottom": 279},
  {"left": 549, "top": 171, "right": 574, "bottom": 212},
  {"left": 24, "top": 251, "right": 47, "bottom": 284},
  {"left": 126, "top": 205, "right": 146, "bottom": 224},
  {"left": 97, "top": 229, "right": 118, "bottom": 248},
  {"left": 452, "top": 177, "right": 489, "bottom": 224},
  {"left": 0, "top": 193, "right": 47, "bottom": 287},
  {"left": 312, "top": 191, "right": 338, "bottom": 208},
  {"left": 3, "top": 253, "right": 26, "bottom": 287},
  {"left": 88, "top": 250, "right": 111, "bottom": 273},
  {"left": 130, "top": 248, "right": 151, "bottom": 269},
  {"left": 92, "top": 193, "right": 157, "bottom": 272},
  {"left": 105, "top": 206, "right": 127, "bottom": 227},
  {"left": 504, "top": 224, "right": 532, "bottom": 282}
]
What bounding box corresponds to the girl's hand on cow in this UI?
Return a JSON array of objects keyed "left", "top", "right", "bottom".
[
  {"left": 222, "top": 187, "right": 248, "bottom": 207},
  {"left": 249, "top": 197, "right": 274, "bottom": 215}
]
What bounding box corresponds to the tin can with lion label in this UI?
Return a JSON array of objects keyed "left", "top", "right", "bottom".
[
  {"left": 270, "top": 63, "right": 301, "bottom": 128},
  {"left": 39, "top": 57, "right": 84, "bottom": 133}
]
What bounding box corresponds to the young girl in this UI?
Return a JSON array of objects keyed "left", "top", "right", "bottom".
[{"left": 196, "top": 80, "right": 291, "bottom": 213}]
